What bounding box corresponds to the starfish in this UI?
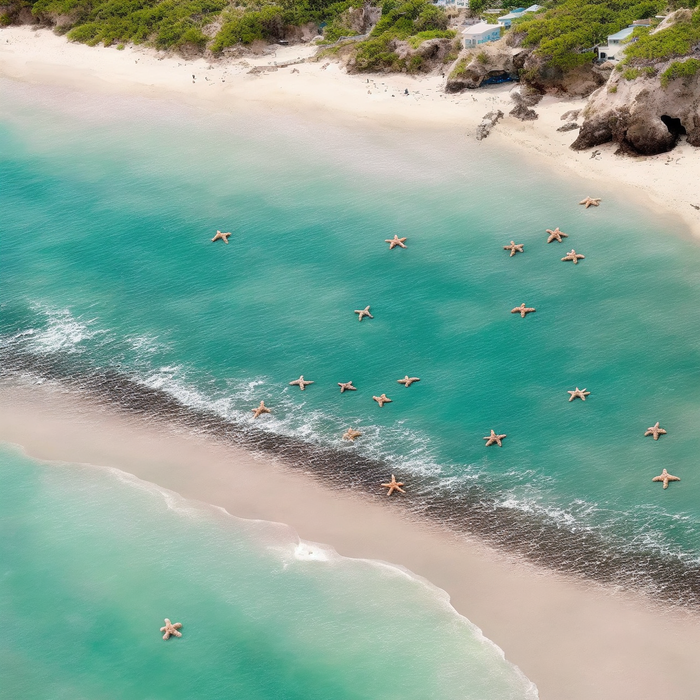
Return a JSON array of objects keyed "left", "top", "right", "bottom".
[
  {"left": 579, "top": 196, "right": 601, "bottom": 208},
  {"left": 355, "top": 306, "right": 374, "bottom": 321},
  {"left": 251, "top": 401, "right": 271, "bottom": 418},
  {"left": 567, "top": 387, "right": 590, "bottom": 401},
  {"left": 397, "top": 376, "right": 420, "bottom": 387},
  {"left": 289, "top": 375, "right": 314, "bottom": 390},
  {"left": 381, "top": 474, "right": 406, "bottom": 495},
  {"left": 386, "top": 235, "right": 407, "bottom": 249},
  {"left": 373, "top": 393, "right": 392, "bottom": 407},
  {"left": 645, "top": 422, "right": 667, "bottom": 440},
  {"left": 652, "top": 468, "right": 680, "bottom": 489},
  {"left": 503, "top": 241, "right": 524, "bottom": 256},
  {"left": 561, "top": 249, "right": 585, "bottom": 264},
  {"left": 160, "top": 619, "right": 183, "bottom": 640},
  {"left": 546, "top": 227, "right": 568, "bottom": 243},
  {"left": 338, "top": 381, "right": 357, "bottom": 393},
  {"left": 483, "top": 429, "right": 507, "bottom": 447},
  {"left": 343, "top": 428, "right": 362, "bottom": 441},
  {"left": 211, "top": 230, "right": 231, "bottom": 243},
  {"left": 511, "top": 303, "right": 536, "bottom": 318}
]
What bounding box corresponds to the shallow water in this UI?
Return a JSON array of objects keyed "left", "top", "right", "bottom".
[
  {"left": 1, "top": 79, "right": 700, "bottom": 604},
  {"left": 0, "top": 444, "right": 536, "bottom": 699}
]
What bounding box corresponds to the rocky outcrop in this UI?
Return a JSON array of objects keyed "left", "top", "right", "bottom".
[
  {"left": 571, "top": 64, "right": 700, "bottom": 155},
  {"left": 476, "top": 110, "right": 504, "bottom": 140},
  {"left": 521, "top": 54, "right": 612, "bottom": 97},
  {"left": 445, "top": 43, "right": 530, "bottom": 92},
  {"left": 509, "top": 87, "right": 542, "bottom": 120}
]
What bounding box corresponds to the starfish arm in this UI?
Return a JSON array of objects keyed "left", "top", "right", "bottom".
[
  {"left": 160, "top": 626, "right": 167, "bottom": 632},
  {"left": 667, "top": 475, "right": 680, "bottom": 481}
]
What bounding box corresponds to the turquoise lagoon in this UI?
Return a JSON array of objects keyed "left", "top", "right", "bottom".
[{"left": 1, "top": 75, "right": 700, "bottom": 694}]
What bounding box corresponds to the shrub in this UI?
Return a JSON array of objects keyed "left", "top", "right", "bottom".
[
  {"left": 623, "top": 10, "right": 700, "bottom": 63},
  {"left": 608, "top": 84, "right": 618, "bottom": 92},
  {"left": 407, "top": 29, "right": 455, "bottom": 48},
  {"left": 516, "top": 0, "right": 664, "bottom": 70},
  {"left": 660, "top": 57, "right": 700, "bottom": 86}
]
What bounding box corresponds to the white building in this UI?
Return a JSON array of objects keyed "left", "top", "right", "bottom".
[
  {"left": 462, "top": 21, "right": 501, "bottom": 47},
  {"left": 435, "top": 0, "right": 469, "bottom": 7},
  {"left": 497, "top": 5, "right": 542, "bottom": 27},
  {"left": 597, "top": 26, "right": 635, "bottom": 63}
]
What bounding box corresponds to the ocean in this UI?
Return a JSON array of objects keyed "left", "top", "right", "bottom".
[{"left": 1, "top": 75, "right": 699, "bottom": 695}]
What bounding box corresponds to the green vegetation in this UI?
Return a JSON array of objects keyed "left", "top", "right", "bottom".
[
  {"left": 515, "top": 0, "right": 662, "bottom": 70},
  {"left": 608, "top": 83, "right": 618, "bottom": 91},
  {"left": 623, "top": 10, "right": 700, "bottom": 63},
  {"left": 660, "top": 56, "right": 700, "bottom": 85},
  {"left": 407, "top": 28, "right": 455, "bottom": 48},
  {"left": 353, "top": 0, "right": 450, "bottom": 72}
]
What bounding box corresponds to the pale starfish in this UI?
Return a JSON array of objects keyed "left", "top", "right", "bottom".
[
  {"left": 381, "top": 474, "right": 406, "bottom": 495},
  {"left": 355, "top": 306, "right": 374, "bottom": 321},
  {"left": 561, "top": 249, "right": 585, "bottom": 264},
  {"left": 397, "top": 376, "right": 420, "bottom": 387},
  {"left": 511, "top": 303, "right": 536, "bottom": 318},
  {"left": 579, "top": 196, "right": 601, "bottom": 208},
  {"left": 567, "top": 387, "right": 590, "bottom": 401},
  {"left": 546, "top": 227, "right": 568, "bottom": 243},
  {"left": 645, "top": 422, "right": 667, "bottom": 440},
  {"left": 373, "top": 393, "right": 392, "bottom": 407},
  {"left": 289, "top": 375, "right": 314, "bottom": 390},
  {"left": 652, "top": 468, "right": 680, "bottom": 489},
  {"left": 338, "top": 381, "right": 357, "bottom": 393},
  {"left": 483, "top": 429, "right": 507, "bottom": 447},
  {"left": 251, "top": 401, "right": 271, "bottom": 418},
  {"left": 343, "top": 428, "right": 362, "bottom": 441},
  {"left": 503, "top": 241, "right": 524, "bottom": 256},
  {"left": 211, "top": 230, "right": 231, "bottom": 243},
  {"left": 160, "top": 619, "right": 182, "bottom": 640},
  {"left": 386, "top": 235, "right": 407, "bottom": 249}
]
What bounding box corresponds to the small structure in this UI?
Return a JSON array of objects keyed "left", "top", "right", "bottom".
[
  {"left": 355, "top": 305, "right": 374, "bottom": 321},
  {"left": 435, "top": 0, "right": 469, "bottom": 8},
  {"left": 645, "top": 422, "right": 667, "bottom": 440},
  {"left": 597, "top": 27, "right": 635, "bottom": 63},
  {"left": 343, "top": 428, "right": 362, "bottom": 441},
  {"left": 373, "top": 393, "right": 392, "bottom": 407},
  {"left": 251, "top": 401, "right": 271, "bottom": 418},
  {"left": 579, "top": 196, "right": 601, "bottom": 208},
  {"left": 483, "top": 429, "right": 507, "bottom": 446},
  {"left": 567, "top": 387, "right": 590, "bottom": 401},
  {"left": 503, "top": 241, "right": 524, "bottom": 256},
  {"left": 381, "top": 474, "right": 406, "bottom": 495},
  {"left": 561, "top": 249, "right": 585, "bottom": 264},
  {"left": 397, "top": 376, "right": 420, "bottom": 387},
  {"left": 211, "top": 230, "right": 231, "bottom": 244},
  {"left": 386, "top": 235, "right": 407, "bottom": 249},
  {"left": 462, "top": 22, "right": 501, "bottom": 48},
  {"left": 338, "top": 381, "right": 357, "bottom": 393},
  {"left": 511, "top": 303, "right": 536, "bottom": 317},
  {"left": 652, "top": 468, "right": 680, "bottom": 489},
  {"left": 289, "top": 375, "right": 314, "bottom": 390},
  {"left": 497, "top": 5, "right": 542, "bottom": 28},
  {"left": 546, "top": 227, "right": 568, "bottom": 243},
  {"left": 160, "top": 619, "right": 182, "bottom": 640}
]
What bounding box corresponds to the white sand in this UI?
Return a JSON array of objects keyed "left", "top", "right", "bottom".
[
  {"left": 3, "top": 27, "right": 700, "bottom": 698},
  {"left": 2, "top": 26, "right": 700, "bottom": 236}
]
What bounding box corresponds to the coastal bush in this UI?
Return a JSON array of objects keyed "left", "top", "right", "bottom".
[
  {"left": 623, "top": 10, "right": 700, "bottom": 63},
  {"left": 32, "top": 0, "right": 229, "bottom": 48},
  {"left": 353, "top": 0, "right": 449, "bottom": 72},
  {"left": 516, "top": 0, "right": 664, "bottom": 70},
  {"left": 660, "top": 57, "right": 700, "bottom": 86},
  {"left": 407, "top": 29, "right": 455, "bottom": 48}
]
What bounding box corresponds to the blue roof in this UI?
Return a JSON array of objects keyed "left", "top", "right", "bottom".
[{"left": 608, "top": 26, "right": 635, "bottom": 41}]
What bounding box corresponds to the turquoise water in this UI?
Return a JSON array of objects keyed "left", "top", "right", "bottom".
[
  {"left": 1, "top": 78, "right": 700, "bottom": 603},
  {"left": 0, "top": 444, "right": 536, "bottom": 699}
]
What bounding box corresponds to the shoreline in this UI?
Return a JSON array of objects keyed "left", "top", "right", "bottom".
[
  {"left": 2, "top": 379, "right": 700, "bottom": 700},
  {"left": 2, "top": 26, "right": 700, "bottom": 238}
]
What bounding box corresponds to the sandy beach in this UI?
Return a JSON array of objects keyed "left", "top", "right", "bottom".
[
  {"left": 2, "top": 25, "right": 700, "bottom": 239},
  {"left": 1, "top": 379, "right": 700, "bottom": 700},
  {"left": 3, "top": 25, "right": 700, "bottom": 699}
]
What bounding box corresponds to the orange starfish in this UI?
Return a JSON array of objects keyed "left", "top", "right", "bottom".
[
  {"left": 381, "top": 474, "right": 406, "bottom": 495},
  {"left": 211, "top": 230, "right": 231, "bottom": 243}
]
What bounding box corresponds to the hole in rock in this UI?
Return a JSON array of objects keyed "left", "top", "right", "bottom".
[{"left": 660, "top": 115, "right": 686, "bottom": 136}]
